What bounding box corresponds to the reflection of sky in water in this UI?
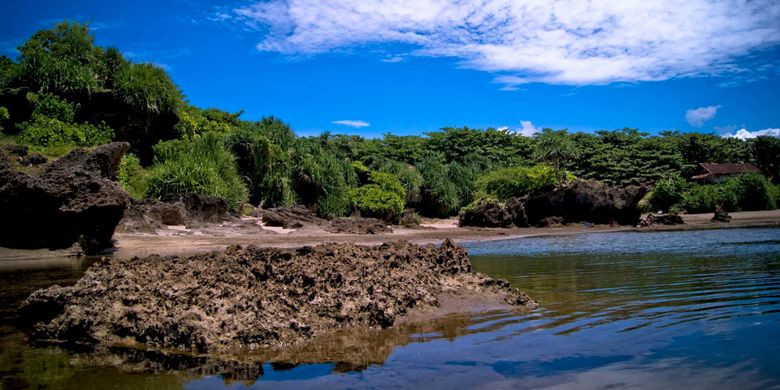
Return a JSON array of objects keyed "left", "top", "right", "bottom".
[
  {"left": 180, "top": 228, "right": 780, "bottom": 389},
  {"left": 464, "top": 227, "right": 780, "bottom": 257}
]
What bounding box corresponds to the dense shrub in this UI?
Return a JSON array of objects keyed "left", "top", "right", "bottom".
[
  {"left": 18, "top": 116, "right": 113, "bottom": 147},
  {"left": 292, "top": 139, "right": 357, "bottom": 217},
  {"left": 0, "top": 106, "right": 8, "bottom": 132},
  {"left": 475, "top": 164, "right": 560, "bottom": 201},
  {"left": 681, "top": 185, "right": 720, "bottom": 213},
  {"left": 146, "top": 132, "right": 247, "bottom": 208},
  {"left": 380, "top": 161, "right": 423, "bottom": 204},
  {"left": 368, "top": 171, "right": 406, "bottom": 199},
  {"left": 725, "top": 173, "right": 775, "bottom": 211},
  {"left": 347, "top": 184, "right": 404, "bottom": 221},
  {"left": 680, "top": 174, "right": 775, "bottom": 213},
  {"left": 117, "top": 153, "right": 148, "bottom": 199},
  {"left": 225, "top": 120, "right": 296, "bottom": 207},
  {"left": 649, "top": 175, "right": 687, "bottom": 212},
  {"left": 417, "top": 156, "right": 460, "bottom": 217}
]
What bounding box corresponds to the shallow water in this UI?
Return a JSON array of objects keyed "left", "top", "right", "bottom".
[{"left": 1, "top": 228, "right": 779, "bottom": 389}]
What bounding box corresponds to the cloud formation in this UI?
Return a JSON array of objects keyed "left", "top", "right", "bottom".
[
  {"left": 685, "top": 105, "right": 720, "bottom": 127},
  {"left": 498, "top": 121, "right": 541, "bottom": 136},
  {"left": 517, "top": 120, "right": 541, "bottom": 137},
  {"left": 722, "top": 128, "right": 780, "bottom": 140},
  {"left": 230, "top": 0, "right": 780, "bottom": 86},
  {"left": 332, "top": 119, "right": 370, "bottom": 128}
]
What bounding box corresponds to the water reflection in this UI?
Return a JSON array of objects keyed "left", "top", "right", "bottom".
[{"left": 0, "top": 228, "right": 779, "bottom": 389}]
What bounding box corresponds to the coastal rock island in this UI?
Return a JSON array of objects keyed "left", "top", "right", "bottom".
[{"left": 19, "top": 240, "right": 535, "bottom": 354}]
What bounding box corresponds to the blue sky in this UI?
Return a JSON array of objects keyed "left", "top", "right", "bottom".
[{"left": 1, "top": 0, "right": 779, "bottom": 138}]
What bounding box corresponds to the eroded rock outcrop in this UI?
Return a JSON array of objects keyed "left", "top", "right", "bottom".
[
  {"left": 258, "top": 206, "right": 327, "bottom": 228},
  {"left": 0, "top": 142, "right": 130, "bottom": 253},
  {"left": 19, "top": 240, "right": 535, "bottom": 354},
  {"left": 325, "top": 217, "right": 392, "bottom": 234},
  {"left": 117, "top": 194, "right": 234, "bottom": 233},
  {"left": 639, "top": 213, "right": 684, "bottom": 226},
  {"left": 524, "top": 179, "right": 648, "bottom": 226},
  {"left": 458, "top": 197, "right": 529, "bottom": 228}
]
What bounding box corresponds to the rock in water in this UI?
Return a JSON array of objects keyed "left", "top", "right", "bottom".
[
  {"left": 0, "top": 143, "right": 130, "bottom": 253},
  {"left": 19, "top": 240, "right": 535, "bottom": 354},
  {"left": 524, "top": 179, "right": 648, "bottom": 226}
]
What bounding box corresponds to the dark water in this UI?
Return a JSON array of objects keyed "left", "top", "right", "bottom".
[{"left": 1, "top": 228, "right": 779, "bottom": 389}]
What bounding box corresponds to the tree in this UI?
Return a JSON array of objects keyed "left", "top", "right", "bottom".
[
  {"left": 534, "top": 128, "right": 578, "bottom": 181},
  {"left": 751, "top": 136, "right": 780, "bottom": 183}
]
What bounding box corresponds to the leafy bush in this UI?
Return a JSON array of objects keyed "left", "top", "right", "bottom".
[
  {"left": 681, "top": 185, "right": 720, "bottom": 213},
  {"left": 475, "top": 164, "right": 560, "bottom": 201},
  {"left": 681, "top": 174, "right": 775, "bottom": 213},
  {"left": 649, "top": 175, "right": 687, "bottom": 212},
  {"left": 417, "top": 156, "right": 460, "bottom": 217},
  {"left": 146, "top": 132, "right": 247, "bottom": 208},
  {"left": 0, "top": 106, "right": 8, "bottom": 132},
  {"left": 18, "top": 116, "right": 113, "bottom": 147},
  {"left": 368, "top": 170, "right": 406, "bottom": 199},
  {"left": 380, "top": 161, "right": 423, "bottom": 204},
  {"left": 725, "top": 173, "right": 775, "bottom": 211},
  {"left": 117, "top": 153, "right": 148, "bottom": 199},
  {"left": 347, "top": 184, "right": 404, "bottom": 221}
]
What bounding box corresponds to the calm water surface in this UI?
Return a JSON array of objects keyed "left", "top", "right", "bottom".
[{"left": 1, "top": 228, "right": 779, "bottom": 389}]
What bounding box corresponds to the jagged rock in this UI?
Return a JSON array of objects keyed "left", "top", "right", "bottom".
[
  {"left": 21, "top": 153, "right": 48, "bottom": 166},
  {"left": 117, "top": 194, "right": 233, "bottom": 232},
  {"left": 326, "top": 217, "right": 392, "bottom": 234},
  {"left": 458, "top": 201, "right": 513, "bottom": 227},
  {"left": 258, "top": 206, "right": 327, "bottom": 228},
  {"left": 0, "top": 142, "right": 130, "bottom": 253},
  {"left": 399, "top": 209, "right": 420, "bottom": 227},
  {"left": 639, "top": 213, "right": 684, "bottom": 226},
  {"left": 505, "top": 196, "right": 529, "bottom": 227},
  {"left": 19, "top": 240, "right": 535, "bottom": 354},
  {"left": 181, "top": 193, "right": 230, "bottom": 223},
  {"left": 524, "top": 179, "right": 649, "bottom": 226},
  {"left": 538, "top": 216, "right": 565, "bottom": 227},
  {"left": 711, "top": 206, "right": 732, "bottom": 223}
]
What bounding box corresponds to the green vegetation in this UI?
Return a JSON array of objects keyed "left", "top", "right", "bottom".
[
  {"left": 2, "top": 21, "right": 779, "bottom": 220},
  {"left": 146, "top": 132, "right": 247, "bottom": 208},
  {"left": 117, "top": 153, "right": 148, "bottom": 199},
  {"left": 476, "top": 164, "right": 565, "bottom": 201}
]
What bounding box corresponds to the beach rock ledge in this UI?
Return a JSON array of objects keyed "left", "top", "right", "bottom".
[
  {"left": 0, "top": 142, "right": 130, "bottom": 253},
  {"left": 19, "top": 240, "right": 535, "bottom": 354}
]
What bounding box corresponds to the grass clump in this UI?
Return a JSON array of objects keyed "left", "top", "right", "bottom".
[{"left": 146, "top": 132, "right": 247, "bottom": 208}]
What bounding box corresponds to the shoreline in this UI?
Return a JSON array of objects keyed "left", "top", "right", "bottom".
[{"left": 108, "top": 209, "right": 780, "bottom": 260}]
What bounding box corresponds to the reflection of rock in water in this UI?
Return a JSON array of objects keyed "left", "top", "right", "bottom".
[{"left": 51, "top": 309, "right": 511, "bottom": 385}]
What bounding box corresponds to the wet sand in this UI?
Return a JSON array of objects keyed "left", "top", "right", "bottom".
[{"left": 110, "top": 210, "right": 780, "bottom": 260}]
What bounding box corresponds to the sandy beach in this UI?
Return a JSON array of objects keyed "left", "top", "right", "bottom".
[{"left": 109, "top": 209, "right": 780, "bottom": 259}]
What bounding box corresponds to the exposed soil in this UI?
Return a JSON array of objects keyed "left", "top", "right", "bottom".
[{"left": 19, "top": 240, "right": 535, "bottom": 355}]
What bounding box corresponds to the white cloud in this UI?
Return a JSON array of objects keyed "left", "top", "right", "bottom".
[
  {"left": 685, "top": 105, "right": 721, "bottom": 127},
  {"left": 332, "top": 119, "right": 370, "bottom": 128},
  {"left": 517, "top": 120, "right": 541, "bottom": 137},
  {"left": 722, "top": 128, "right": 780, "bottom": 140},
  {"left": 499, "top": 121, "right": 540, "bottom": 136},
  {"left": 230, "top": 0, "right": 780, "bottom": 86}
]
